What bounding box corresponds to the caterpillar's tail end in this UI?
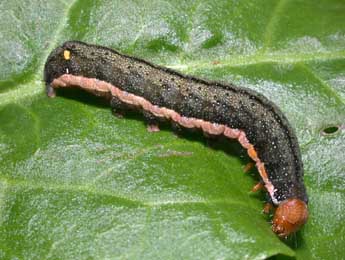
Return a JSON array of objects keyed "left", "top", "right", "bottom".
[{"left": 272, "top": 198, "right": 308, "bottom": 238}]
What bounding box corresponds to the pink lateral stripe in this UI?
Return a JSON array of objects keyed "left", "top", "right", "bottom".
[
  {"left": 238, "top": 132, "right": 251, "bottom": 149},
  {"left": 224, "top": 127, "right": 240, "bottom": 139},
  {"left": 51, "top": 74, "right": 278, "bottom": 203}
]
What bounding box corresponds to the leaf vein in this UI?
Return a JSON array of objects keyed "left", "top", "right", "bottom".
[{"left": 0, "top": 177, "right": 259, "bottom": 210}]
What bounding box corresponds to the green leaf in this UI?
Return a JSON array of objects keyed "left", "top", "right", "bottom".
[{"left": 1, "top": 0, "right": 344, "bottom": 259}]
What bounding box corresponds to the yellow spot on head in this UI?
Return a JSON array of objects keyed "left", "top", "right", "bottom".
[{"left": 63, "top": 50, "right": 71, "bottom": 60}]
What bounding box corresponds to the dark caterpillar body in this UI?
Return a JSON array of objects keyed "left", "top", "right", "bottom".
[{"left": 44, "top": 41, "right": 308, "bottom": 237}]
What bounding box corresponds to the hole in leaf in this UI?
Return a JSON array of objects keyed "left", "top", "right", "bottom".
[{"left": 321, "top": 125, "right": 340, "bottom": 136}]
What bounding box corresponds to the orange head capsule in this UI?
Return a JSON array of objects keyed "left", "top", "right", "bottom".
[{"left": 272, "top": 198, "right": 308, "bottom": 237}]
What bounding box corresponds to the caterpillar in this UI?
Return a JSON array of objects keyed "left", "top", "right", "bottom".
[{"left": 44, "top": 41, "right": 308, "bottom": 237}]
